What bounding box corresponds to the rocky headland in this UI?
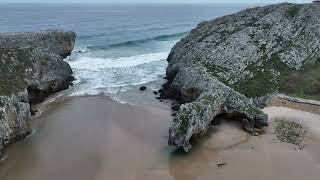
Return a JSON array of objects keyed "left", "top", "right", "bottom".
[
  {"left": 0, "top": 30, "right": 76, "bottom": 155},
  {"left": 161, "top": 3, "right": 320, "bottom": 151}
]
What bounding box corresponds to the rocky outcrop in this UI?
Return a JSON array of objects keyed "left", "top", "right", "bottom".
[
  {"left": 0, "top": 30, "right": 76, "bottom": 155},
  {"left": 163, "top": 3, "right": 320, "bottom": 151},
  {"left": 0, "top": 30, "right": 76, "bottom": 58}
]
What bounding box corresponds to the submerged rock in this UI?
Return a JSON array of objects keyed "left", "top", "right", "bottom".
[
  {"left": 0, "top": 30, "right": 76, "bottom": 155},
  {"left": 164, "top": 3, "right": 320, "bottom": 151}
]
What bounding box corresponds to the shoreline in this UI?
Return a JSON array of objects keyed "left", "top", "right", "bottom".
[
  {"left": 4, "top": 90, "right": 320, "bottom": 151},
  {"left": 30, "top": 89, "right": 172, "bottom": 120},
  {"left": 1, "top": 94, "right": 320, "bottom": 179},
  {"left": 21, "top": 91, "right": 320, "bottom": 150}
]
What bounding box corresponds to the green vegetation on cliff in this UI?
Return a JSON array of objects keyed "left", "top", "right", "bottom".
[
  {"left": 0, "top": 49, "right": 31, "bottom": 95},
  {"left": 280, "top": 61, "right": 320, "bottom": 100},
  {"left": 232, "top": 56, "right": 320, "bottom": 100}
]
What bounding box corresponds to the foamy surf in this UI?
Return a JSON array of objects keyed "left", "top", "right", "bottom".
[
  {"left": 66, "top": 51, "right": 169, "bottom": 96},
  {"left": 64, "top": 29, "right": 187, "bottom": 100},
  {"left": 68, "top": 52, "right": 168, "bottom": 70}
]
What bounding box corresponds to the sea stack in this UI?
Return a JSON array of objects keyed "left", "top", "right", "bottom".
[
  {"left": 0, "top": 30, "right": 76, "bottom": 155},
  {"left": 163, "top": 3, "right": 320, "bottom": 152}
]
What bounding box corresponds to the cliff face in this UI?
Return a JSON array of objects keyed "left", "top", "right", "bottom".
[
  {"left": 0, "top": 30, "right": 76, "bottom": 58},
  {"left": 163, "top": 3, "right": 320, "bottom": 151},
  {"left": 0, "top": 30, "right": 76, "bottom": 155}
]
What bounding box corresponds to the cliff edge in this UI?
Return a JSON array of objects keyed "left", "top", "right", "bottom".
[
  {"left": 162, "top": 3, "right": 320, "bottom": 151},
  {"left": 0, "top": 30, "right": 76, "bottom": 155}
]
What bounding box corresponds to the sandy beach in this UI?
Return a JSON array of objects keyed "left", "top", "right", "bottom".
[{"left": 0, "top": 96, "right": 320, "bottom": 180}]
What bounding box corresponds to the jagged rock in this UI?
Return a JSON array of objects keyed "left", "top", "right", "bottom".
[
  {"left": 171, "top": 104, "right": 180, "bottom": 112},
  {"left": 0, "top": 140, "right": 2, "bottom": 156},
  {"left": 0, "top": 30, "right": 76, "bottom": 155},
  {"left": 167, "top": 68, "right": 268, "bottom": 151},
  {"left": 140, "top": 86, "right": 147, "bottom": 91},
  {"left": 164, "top": 3, "right": 320, "bottom": 151}
]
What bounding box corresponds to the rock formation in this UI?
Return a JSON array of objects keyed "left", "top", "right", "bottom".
[
  {"left": 0, "top": 30, "right": 75, "bottom": 58},
  {"left": 162, "top": 3, "right": 320, "bottom": 151},
  {"left": 0, "top": 30, "right": 76, "bottom": 156}
]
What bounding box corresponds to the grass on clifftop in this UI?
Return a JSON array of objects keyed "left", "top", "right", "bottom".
[
  {"left": 232, "top": 54, "right": 320, "bottom": 100},
  {"left": 285, "top": 5, "right": 300, "bottom": 18},
  {"left": 233, "top": 54, "right": 291, "bottom": 98},
  {"left": 280, "top": 62, "right": 320, "bottom": 101}
]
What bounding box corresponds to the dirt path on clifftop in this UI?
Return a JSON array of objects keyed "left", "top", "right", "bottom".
[{"left": 269, "top": 95, "right": 320, "bottom": 115}]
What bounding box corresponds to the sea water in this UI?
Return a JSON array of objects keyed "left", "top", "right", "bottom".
[{"left": 0, "top": 3, "right": 254, "bottom": 98}]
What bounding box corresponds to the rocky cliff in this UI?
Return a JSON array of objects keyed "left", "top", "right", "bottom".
[
  {"left": 162, "top": 3, "right": 320, "bottom": 151},
  {"left": 0, "top": 30, "right": 76, "bottom": 58},
  {"left": 0, "top": 30, "right": 76, "bottom": 155}
]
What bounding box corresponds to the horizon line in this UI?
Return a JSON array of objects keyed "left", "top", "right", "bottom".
[{"left": 0, "top": 2, "right": 289, "bottom": 4}]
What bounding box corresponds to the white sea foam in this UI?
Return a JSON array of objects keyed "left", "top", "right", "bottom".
[
  {"left": 67, "top": 51, "right": 169, "bottom": 96},
  {"left": 68, "top": 52, "right": 168, "bottom": 70}
]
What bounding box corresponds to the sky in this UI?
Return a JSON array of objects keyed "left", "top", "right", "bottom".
[{"left": 0, "top": 0, "right": 312, "bottom": 3}]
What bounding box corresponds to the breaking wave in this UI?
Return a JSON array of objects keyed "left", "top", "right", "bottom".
[
  {"left": 88, "top": 32, "right": 188, "bottom": 50},
  {"left": 66, "top": 51, "right": 169, "bottom": 96}
]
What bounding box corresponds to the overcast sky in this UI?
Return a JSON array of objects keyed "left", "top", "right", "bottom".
[{"left": 0, "top": 0, "right": 311, "bottom": 3}]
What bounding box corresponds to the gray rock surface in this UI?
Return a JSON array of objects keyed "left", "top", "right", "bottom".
[
  {"left": 163, "top": 3, "right": 320, "bottom": 151},
  {"left": 0, "top": 30, "right": 76, "bottom": 58},
  {"left": 0, "top": 30, "right": 75, "bottom": 155}
]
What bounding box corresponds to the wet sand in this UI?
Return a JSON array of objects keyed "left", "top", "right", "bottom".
[{"left": 0, "top": 96, "right": 320, "bottom": 180}]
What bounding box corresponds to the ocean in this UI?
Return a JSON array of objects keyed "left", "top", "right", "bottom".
[{"left": 0, "top": 3, "right": 255, "bottom": 99}]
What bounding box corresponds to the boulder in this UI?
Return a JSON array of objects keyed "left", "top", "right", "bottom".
[{"left": 140, "top": 86, "right": 147, "bottom": 91}]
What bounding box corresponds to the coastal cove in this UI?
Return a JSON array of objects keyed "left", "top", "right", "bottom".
[
  {"left": 0, "top": 3, "right": 253, "bottom": 157},
  {"left": 1, "top": 2, "right": 320, "bottom": 180}
]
